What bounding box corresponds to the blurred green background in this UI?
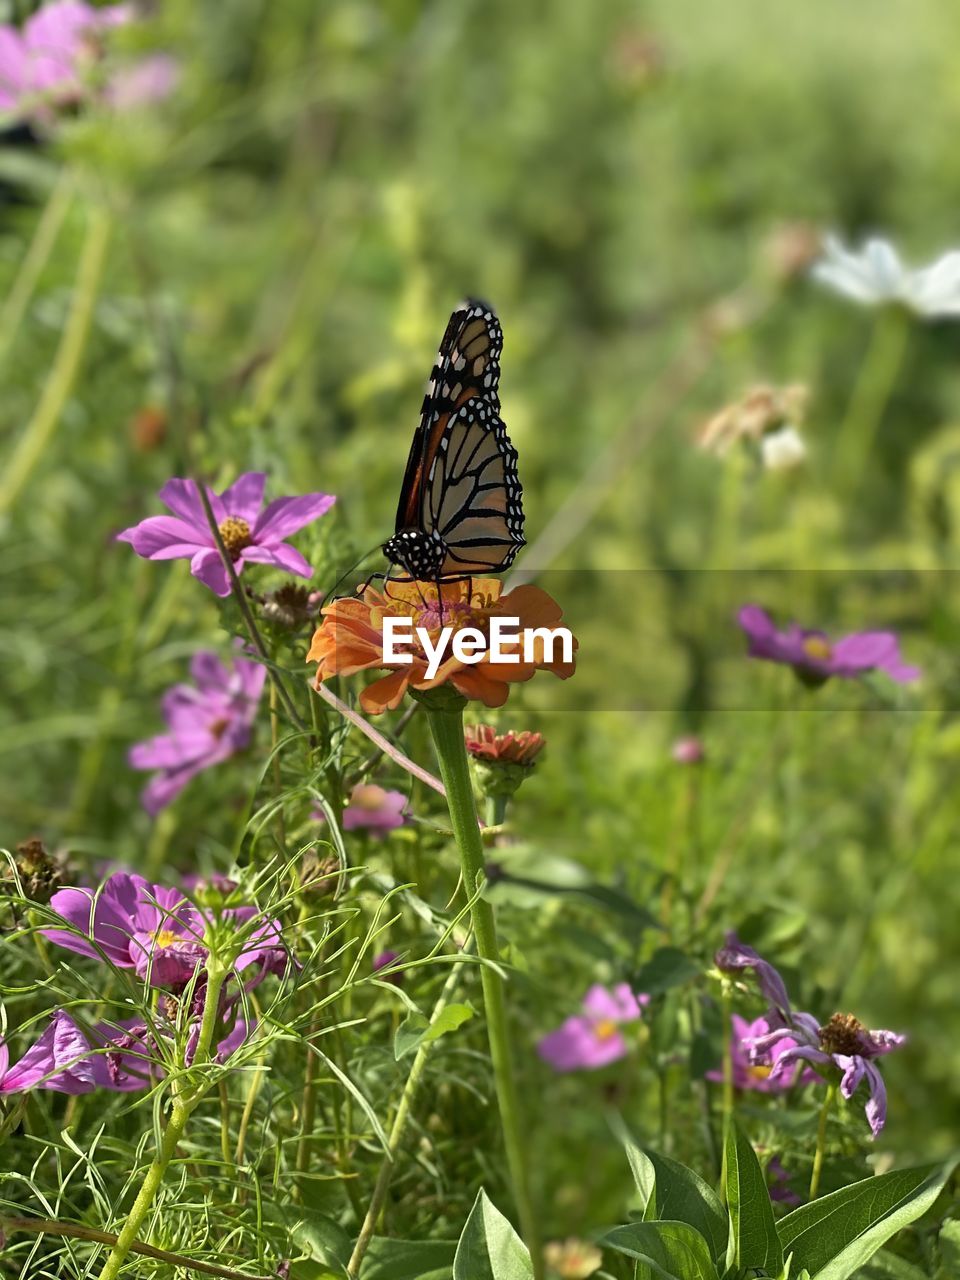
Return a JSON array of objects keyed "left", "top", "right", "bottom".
[{"left": 2, "top": 0, "right": 959, "bottom": 1223}]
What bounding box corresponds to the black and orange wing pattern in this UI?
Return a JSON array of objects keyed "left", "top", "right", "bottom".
[{"left": 393, "top": 299, "right": 525, "bottom": 575}]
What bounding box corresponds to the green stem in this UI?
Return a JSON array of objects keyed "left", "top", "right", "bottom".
[
  {"left": 0, "top": 199, "right": 111, "bottom": 516},
  {"left": 423, "top": 696, "right": 543, "bottom": 1280},
  {"left": 0, "top": 168, "right": 74, "bottom": 369},
  {"left": 348, "top": 943, "right": 472, "bottom": 1278},
  {"left": 96, "top": 961, "right": 227, "bottom": 1280},
  {"left": 836, "top": 306, "right": 910, "bottom": 504},
  {"left": 719, "top": 979, "right": 735, "bottom": 1194},
  {"left": 294, "top": 1023, "right": 320, "bottom": 1185},
  {"left": 488, "top": 793, "right": 508, "bottom": 827},
  {"left": 809, "top": 1083, "right": 837, "bottom": 1201}
]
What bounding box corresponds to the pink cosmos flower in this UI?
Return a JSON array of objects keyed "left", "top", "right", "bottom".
[
  {"left": 706, "top": 1014, "right": 810, "bottom": 1093},
  {"left": 0, "top": 1, "right": 174, "bottom": 123},
  {"left": 128, "top": 650, "right": 266, "bottom": 816},
  {"left": 343, "top": 784, "right": 407, "bottom": 832},
  {"left": 117, "top": 473, "right": 336, "bottom": 598},
  {"left": 537, "top": 983, "right": 650, "bottom": 1073},
  {"left": 738, "top": 605, "right": 919, "bottom": 686},
  {"left": 42, "top": 870, "right": 286, "bottom": 989}
]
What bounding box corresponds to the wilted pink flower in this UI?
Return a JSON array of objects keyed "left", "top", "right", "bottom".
[
  {"left": 42, "top": 870, "right": 286, "bottom": 989},
  {"left": 672, "top": 735, "right": 705, "bottom": 765},
  {"left": 721, "top": 934, "right": 906, "bottom": 1137},
  {"left": 117, "top": 473, "right": 335, "bottom": 597},
  {"left": 715, "top": 931, "right": 792, "bottom": 1017},
  {"left": 128, "top": 650, "right": 266, "bottom": 816},
  {"left": 754, "top": 1011, "right": 905, "bottom": 1138},
  {"left": 537, "top": 983, "right": 649, "bottom": 1073},
  {"left": 706, "top": 1014, "right": 811, "bottom": 1093},
  {"left": 738, "top": 605, "right": 919, "bottom": 686}
]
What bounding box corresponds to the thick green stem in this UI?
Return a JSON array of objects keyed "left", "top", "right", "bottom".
[
  {"left": 809, "top": 1083, "right": 837, "bottom": 1201},
  {"left": 348, "top": 945, "right": 471, "bottom": 1278},
  {"left": 0, "top": 199, "right": 111, "bottom": 516},
  {"left": 96, "top": 962, "right": 227, "bottom": 1280},
  {"left": 423, "top": 698, "right": 543, "bottom": 1280}
]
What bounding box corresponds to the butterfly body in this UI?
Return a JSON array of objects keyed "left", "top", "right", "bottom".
[{"left": 383, "top": 300, "right": 525, "bottom": 581}]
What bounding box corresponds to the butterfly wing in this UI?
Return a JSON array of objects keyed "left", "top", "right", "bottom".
[{"left": 394, "top": 299, "right": 524, "bottom": 575}]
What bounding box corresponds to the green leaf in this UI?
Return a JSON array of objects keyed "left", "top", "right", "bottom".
[
  {"left": 395, "top": 1003, "right": 474, "bottom": 1060},
  {"left": 724, "top": 1121, "right": 783, "bottom": 1277},
  {"left": 359, "top": 1238, "right": 456, "bottom": 1279},
  {"left": 453, "top": 1189, "right": 533, "bottom": 1280},
  {"left": 289, "top": 1209, "right": 353, "bottom": 1274},
  {"left": 601, "top": 1221, "right": 719, "bottom": 1280},
  {"left": 777, "top": 1161, "right": 955, "bottom": 1280},
  {"left": 856, "top": 1247, "right": 930, "bottom": 1280},
  {"left": 635, "top": 948, "right": 701, "bottom": 996},
  {"left": 616, "top": 1122, "right": 727, "bottom": 1262}
]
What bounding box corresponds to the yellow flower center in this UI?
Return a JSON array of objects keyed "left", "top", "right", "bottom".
[
  {"left": 746, "top": 1064, "right": 772, "bottom": 1081},
  {"left": 351, "top": 784, "right": 386, "bottom": 811},
  {"left": 802, "top": 635, "right": 832, "bottom": 662},
  {"left": 153, "top": 929, "right": 179, "bottom": 949},
  {"left": 593, "top": 1019, "right": 619, "bottom": 1041},
  {"left": 218, "top": 516, "right": 253, "bottom": 558}
]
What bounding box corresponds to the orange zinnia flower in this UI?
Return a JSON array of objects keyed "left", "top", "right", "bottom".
[
  {"left": 307, "top": 577, "right": 576, "bottom": 715},
  {"left": 465, "top": 724, "right": 545, "bottom": 767}
]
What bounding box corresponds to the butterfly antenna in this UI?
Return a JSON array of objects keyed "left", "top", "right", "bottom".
[{"left": 322, "top": 542, "right": 385, "bottom": 604}]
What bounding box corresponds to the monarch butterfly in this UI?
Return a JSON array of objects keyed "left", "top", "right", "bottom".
[{"left": 382, "top": 300, "right": 525, "bottom": 581}]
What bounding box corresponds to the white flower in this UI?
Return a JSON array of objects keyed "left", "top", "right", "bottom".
[
  {"left": 760, "top": 424, "right": 807, "bottom": 471},
  {"left": 812, "top": 235, "right": 960, "bottom": 317}
]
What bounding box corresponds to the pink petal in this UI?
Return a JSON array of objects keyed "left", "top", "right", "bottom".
[
  {"left": 241, "top": 542, "right": 314, "bottom": 578},
  {"left": 189, "top": 651, "right": 231, "bottom": 694},
  {"left": 253, "top": 492, "right": 336, "bottom": 542},
  {"left": 190, "top": 547, "right": 232, "bottom": 596},
  {"left": 158, "top": 477, "right": 223, "bottom": 528},
  {"left": 116, "top": 514, "right": 207, "bottom": 560},
  {"left": 0, "top": 30, "right": 28, "bottom": 100},
  {"left": 219, "top": 472, "right": 266, "bottom": 523}
]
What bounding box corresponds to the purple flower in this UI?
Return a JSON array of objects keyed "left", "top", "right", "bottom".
[
  {"left": 767, "top": 1156, "right": 802, "bottom": 1207},
  {"left": 738, "top": 605, "right": 919, "bottom": 686},
  {"left": 715, "top": 931, "right": 792, "bottom": 1017},
  {"left": 117, "top": 473, "right": 336, "bottom": 597},
  {"left": 128, "top": 649, "right": 266, "bottom": 816},
  {"left": 41, "top": 871, "right": 287, "bottom": 989},
  {"left": 0, "top": 1011, "right": 97, "bottom": 1094},
  {"left": 755, "top": 1011, "right": 905, "bottom": 1138},
  {"left": 720, "top": 933, "right": 906, "bottom": 1137},
  {"left": 372, "top": 950, "right": 403, "bottom": 985},
  {"left": 706, "top": 1014, "right": 810, "bottom": 1093},
  {"left": 537, "top": 983, "right": 650, "bottom": 1073}
]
